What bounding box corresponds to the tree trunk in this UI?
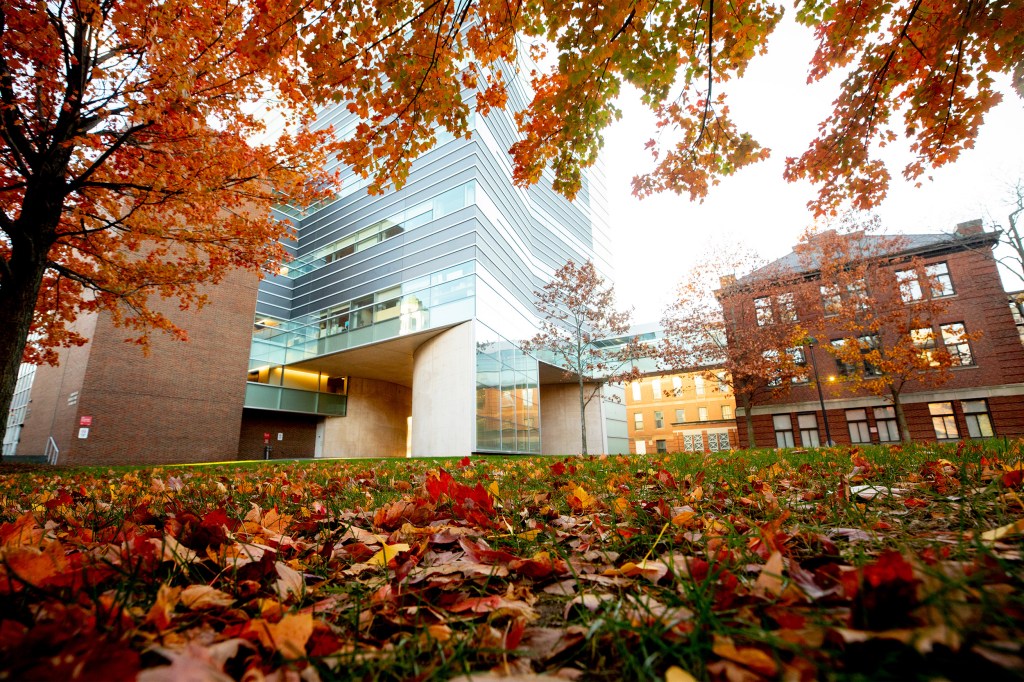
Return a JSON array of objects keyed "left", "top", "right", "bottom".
[
  {"left": 891, "top": 390, "right": 912, "bottom": 443},
  {"left": 578, "top": 373, "right": 588, "bottom": 455},
  {"left": 743, "top": 397, "right": 757, "bottom": 448},
  {"left": 0, "top": 250, "right": 49, "bottom": 462}
]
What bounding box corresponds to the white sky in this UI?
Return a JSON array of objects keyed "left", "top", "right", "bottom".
[{"left": 602, "top": 16, "right": 1024, "bottom": 323}]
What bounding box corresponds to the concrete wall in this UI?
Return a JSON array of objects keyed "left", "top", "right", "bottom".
[
  {"left": 411, "top": 322, "right": 474, "bottom": 457},
  {"left": 539, "top": 382, "right": 607, "bottom": 455},
  {"left": 323, "top": 377, "right": 411, "bottom": 457}
]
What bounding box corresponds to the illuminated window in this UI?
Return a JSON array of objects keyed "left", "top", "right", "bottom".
[
  {"left": 874, "top": 406, "right": 900, "bottom": 442},
  {"left": 652, "top": 378, "right": 662, "bottom": 399},
  {"left": 941, "top": 323, "right": 973, "bottom": 366},
  {"left": 929, "top": 402, "right": 959, "bottom": 439},
  {"left": 631, "top": 382, "right": 641, "bottom": 401},
  {"left": 926, "top": 262, "right": 955, "bottom": 297},
  {"left": 698, "top": 407, "right": 708, "bottom": 421},
  {"left": 963, "top": 400, "right": 994, "bottom": 438},
  {"left": 754, "top": 297, "right": 773, "bottom": 326}
]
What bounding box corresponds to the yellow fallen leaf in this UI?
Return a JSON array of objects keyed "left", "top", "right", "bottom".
[
  {"left": 570, "top": 485, "right": 595, "bottom": 510},
  {"left": 665, "top": 666, "right": 698, "bottom": 682},
  {"left": 979, "top": 518, "right": 1024, "bottom": 542},
  {"left": 250, "top": 612, "right": 313, "bottom": 659},
  {"left": 488, "top": 481, "right": 500, "bottom": 498},
  {"left": 712, "top": 635, "right": 778, "bottom": 677},
  {"left": 671, "top": 510, "right": 695, "bottom": 526},
  {"left": 612, "top": 497, "right": 631, "bottom": 515},
  {"left": 368, "top": 542, "right": 411, "bottom": 566},
  {"left": 516, "top": 529, "right": 542, "bottom": 540}
]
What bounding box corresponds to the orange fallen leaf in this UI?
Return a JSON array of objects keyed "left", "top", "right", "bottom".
[
  {"left": 249, "top": 612, "right": 314, "bottom": 658},
  {"left": 180, "top": 585, "right": 235, "bottom": 610},
  {"left": 712, "top": 635, "right": 779, "bottom": 677}
]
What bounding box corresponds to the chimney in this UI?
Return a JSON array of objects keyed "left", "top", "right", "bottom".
[
  {"left": 719, "top": 274, "right": 737, "bottom": 288},
  {"left": 955, "top": 219, "right": 983, "bottom": 235}
]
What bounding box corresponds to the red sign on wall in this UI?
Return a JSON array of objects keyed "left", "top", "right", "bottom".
[
  {"left": 264, "top": 432, "right": 271, "bottom": 443},
  {"left": 80, "top": 416, "right": 93, "bottom": 427}
]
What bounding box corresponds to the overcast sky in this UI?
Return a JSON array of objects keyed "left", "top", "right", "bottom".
[{"left": 602, "top": 16, "right": 1024, "bottom": 324}]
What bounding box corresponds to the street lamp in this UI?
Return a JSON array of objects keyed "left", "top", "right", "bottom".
[{"left": 804, "top": 337, "right": 834, "bottom": 446}]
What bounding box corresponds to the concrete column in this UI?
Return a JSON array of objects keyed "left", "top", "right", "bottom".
[
  {"left": 539, "top": 383, "right": 607, "bottom": 455},
  {"left": 411, "top": 322, "right": 475, "bottom": 457},
  {"left": 323, "top": 377, "right": 411, "bottom": 458}
]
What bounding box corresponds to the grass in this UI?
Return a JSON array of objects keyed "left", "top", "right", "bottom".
[{"left": 0, "top": 441, "right": 1022, "bottom": 680}]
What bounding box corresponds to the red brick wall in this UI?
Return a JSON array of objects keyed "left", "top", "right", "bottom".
[
  {"left": 24, "top": 268, "right": 261, "bottom": 466},
  {"left": 238, "top": 409, "right": 319, "bottom": 460}
]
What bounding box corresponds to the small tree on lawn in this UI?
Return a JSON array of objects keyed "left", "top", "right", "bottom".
[
  {"left": 661, "top": 249, "right": 809, "bottom": 448},
  {"left": 525, "top": 260, "right": 638, "bottom": 455},
  {"left": 797, "top": 224, "right": 970, "bottom": 441}
]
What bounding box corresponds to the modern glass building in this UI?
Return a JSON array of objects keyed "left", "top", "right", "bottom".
[{"left": 241, "top": 78, "right": 622, "bottom": 457}]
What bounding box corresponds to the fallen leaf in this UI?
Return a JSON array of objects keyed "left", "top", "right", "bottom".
[
  {"left": 368, "top": 542, "right": 411, "bottom": 566},
  {"left": 179, "top": 585, "right": 235, "bottom": 610},
  {"left": 249, "top": 612, "right": 314, "bottom": 658},
  {"left": 754, "top": 551, "right": 785, "bottom": 599},
  {"left": 665, "top": 666, "right": 698, "bottom": 682}
]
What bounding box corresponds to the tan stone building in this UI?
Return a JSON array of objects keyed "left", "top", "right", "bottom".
[{"left": 625, "top": 371, "right": 739, "bottom": 454}]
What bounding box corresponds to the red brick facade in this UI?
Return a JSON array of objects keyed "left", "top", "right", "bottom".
[
  {"left": 18, "top": 269, "right": 260, "bottom": 465},
  {"left": 238, "top": 409, "right": 319, "bottom": 460},
  {"left": 730, "top": 225, "right": 1024, "bottom": 448}
]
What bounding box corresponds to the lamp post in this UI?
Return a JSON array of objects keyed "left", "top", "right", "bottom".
[{"left": 804, "top": 337, "right": 833, "bottom": 446}]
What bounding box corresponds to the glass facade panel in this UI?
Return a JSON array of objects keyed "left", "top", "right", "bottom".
[{"left": 475, "top": 332, "right": 540, "bottom": 454}]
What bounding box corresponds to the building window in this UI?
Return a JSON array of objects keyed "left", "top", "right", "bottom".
[
  {"left": 675, "top": 409, "right": 685, "bottom": 423},
  {"left": 764, "top": 349, "right": 782, "bottom": 387},
  {"left": 652, "top": 378, "right": 662, "bottom": 399},
  {"left": 777, "top": 292, "right": 798, "bottom": 323},
  {"left": 1010, "top": 297, "right": 1024, "bottom": 346},
  {"left": 821, "top": 284, "right": 842, "bottom": 316},
  {"left": 709, "top": 432, "right": 731, "bottom": 451},
  {"left": 631, "top": 382, "right": 642, "bottom": 402},
  {"left": 773, "top": 414, "right": 795, "bottom": 448},
  {"left": 683, "top": 434, "right": 704, "bottom": 452},
  {"left": 896, "top": 269, "right": 923, "bottom": 302},
  {"left": 698, "top": 407, "right": 708, "bottom": 421},
  {"left": 929, "top": 402, "right": 959, "bottom": 439},
  {"left": 672, "top": 376, "right": 683, "bottom": 396},
  {"left": 634, "top": 439, "right": 647, "bottom": 455},
  {"left": 798, "top": 413, "right": 820, "bottom": 447},
  {"left": 831, "top": 339, "right": 858, "bottom": 376},
  {"left": 940, "top": 323, "right": 974, "bottom": 366},
  {"left": 847, "top": 279, "right": 869, "bottom": 310},
  {"left": 754, "top": 297, "right": 774, "bottom": 326},
  {"left": 874, "top": 406, "right": 901, "bottom": 442},
  {"left": 715, "top": 371, "right": 728, "bottom": 392},
  {"left": 962, "top": 400, "right": 994, "bottom": 438},
  {"left": 846, "top": 409, "right": 871, "bottom": 443},
  {"left": 722, "top": 405, "right": 733, "bottom": 420},
  {"left": 633, "top": 413, "right": 643, "bottom": 431},
  {"left": 787, "top": 346, "right": 809, "bottom": 383},
  {"left": 858, "top": 334, "right": 882, "bottom": 375},
  {"left": 656, "top": 439, "right": 668, "bottom": 454},
  {"left": 926, "top": 262, "right": 955, "bottom": 298},
  {"left": 911, "top": 327, "right": 939, "bottom": 366},
  {"left": 694, "top": 376, "right": 705, "bottom": 396},
  {"left": 654, "top": 411, "right": 664, "bottom": 428}
]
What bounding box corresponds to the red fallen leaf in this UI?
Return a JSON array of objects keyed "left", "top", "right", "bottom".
[
  {"left": 1001, "top": 468, "right": 1024, "bottom": 489},
  {"left": 855, "top": 551, "right": 920, "bottom": 630},
  {"left": 0, "top": 513, "right": 43, "bottom": 547},
  {"left": 459, "top": 537, "right": 519, "bottom": 565},
  {"left": 1, "top": 540, "right": 67, "bottom": 593},
  {"left": 871, "top": 521, "right": 892, "bottom": 531},
  {"left": 458, "top": 456, "right": 472, "bottom": 468},
  {"left": 550, "top": 462, "right": 566, "bottom": 476},
  {"left": 449, "top": 595, "right": 504, "bottom": 613},
  {"left": 656, "top": 468, "right": 678, "bottom": 489},
  {"left": 904, "top": 498, "right": 928, "bottom": 509}
]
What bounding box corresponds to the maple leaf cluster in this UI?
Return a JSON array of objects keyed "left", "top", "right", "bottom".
[{"left": 0, "top": 442, "right": 1022, "bottom": 680}]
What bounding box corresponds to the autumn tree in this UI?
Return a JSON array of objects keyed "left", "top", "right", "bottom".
[
  {"left": 524, "top": 260, "right": 638, "bottom": 455},
  {"left": 796, "top": 225, "right": 968, "bottom": 441},
  {"left": 987, "top": 179, "right": 1024, "bottom": 287},
  {"left": 661, "top": 250, "right": 809, "bottom": 448}
]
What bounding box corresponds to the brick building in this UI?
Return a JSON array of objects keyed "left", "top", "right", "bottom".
[
  {"left": 625, "top": 371, "right": 739, "bottom": 454},
  {"left": 722, "top": 221, "right": 1024, "bottom": 448}
]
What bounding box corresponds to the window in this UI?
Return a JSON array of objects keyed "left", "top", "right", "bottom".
[
  {"left": 821, "top": 284, "right": 842, "bottom": 316},
  {"left": 764, "top": 349, "right": 782, "bottom": 387},
  {"left": 896, "top": 269, "right": 923, "bottom": 302},
  {"left": 631, "top": 382, "right": 641, "bottom": 402},
  {"left": 698, "top": 407, "right": 708, "bottom": 421},
  {"left": 683, "top": 434, "right": 704, "bottom": 452},
  {"left": 754, "top": 297, "right": 774, "bottom": 326},
  {"left": 874, "top": 406, "right": 900, "bottom": 442},
  {"left": 858, "top": 334, "right": 882, "bottom": 375},
  {"left": 911, "top": 327, "right": 939, "bottom": 366},
  {"left": 694, "top": 376, "right": 705, "bottom": 396},
  {"left": 1011, "top": 298, "right": 1024, "bottom": 346},
  {"left": 715, "top": 371, "right": 728, "bottom": 392},
  {"left": 847, "top": 279, "right": 869, "bottom": 310},
  {"left": 773, "top": 414, "right": 795, "bottom": 448},
  {"left": 675, "top": 409, "right": 685, "bottom": 423},
  {"left": 634, "top": 440, "right": 647, "bottom": 455},
  {"left": 709, "top": 432, "right": 731, "bottom": 451},
  {"left": 787, "top": 347, "right": 809, "bottom": 383},
  {"left": 656, "top": 439, "right": 668, "bottom": 454},
  {"left": 672, "top": 376, "right": 683, "bottom": 396},
  {"left": 777, "top": 293, "right": 798, "bottom": 323},
  {"left": 652, "top": 378, "right": 662, "bottom": 399},
  {"left": 798, "top": 413, "right": 820, "bottom": 447},
  {"left": 831, "top": 339, "right": 858, "bottom": 376},
  {"left": 963, "top": 400, "right": 994, "bottom": 438},
  {"left": 929, "top": 402, "right": 959, "bottom": 439},
  {"left": 846, "top": 409, "right": 871, "bottom": 443},
  {"left": 633, "top": 413, "right": 643, "bottom": 431},
  {"left": 941, "top": 323, "right": 973, "bottom": 366},
  {"left": 654, "top": 411, "right": 664, "bottom": 428},
  {"left": 722, "top": 405, "right": 733, "bottom": 420},
  {"left": 926, "top": 262, "right": 955, "bottom": 298}
]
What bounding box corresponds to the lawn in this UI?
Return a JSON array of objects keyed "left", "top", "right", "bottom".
[{"left": 0, "top": 442, "right": 1022, "bottom": 681}]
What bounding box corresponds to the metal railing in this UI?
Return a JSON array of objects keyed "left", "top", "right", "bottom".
[{"left": 44, "top": 437, "right": 59, "bottom": 465}]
